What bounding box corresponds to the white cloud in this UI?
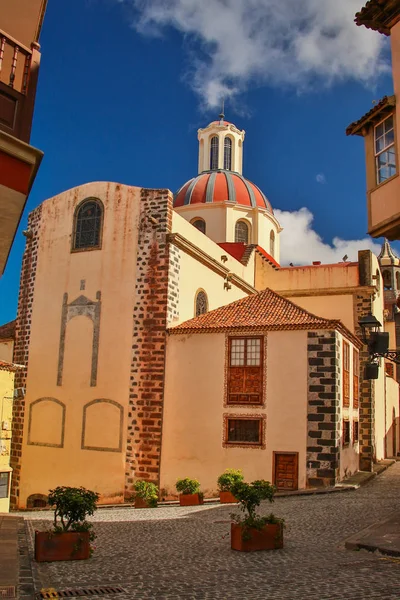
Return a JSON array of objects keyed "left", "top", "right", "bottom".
[
  {"left": 275, "top": 207, "right": 382, "bottom": 266},
  {"left": 315, "top": 173, "right": 326, "bottom": 184},
  {"left": 128, "top": 0, "right": 389, "bottom": 107}
]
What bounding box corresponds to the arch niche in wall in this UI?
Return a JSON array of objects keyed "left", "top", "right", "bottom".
[
  {"left": 81, "top": 399, "right": 124, "bottom": 452},
  {"left": 27, "top": 398, "right": 66, "bottom": 448},
  {"left": 57, "top": 292, "right": 101, "bottom": 387}
]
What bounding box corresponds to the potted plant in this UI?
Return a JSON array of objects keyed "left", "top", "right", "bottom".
[
  {"left": 133, "top": 480, "right": 158, "bottom": 508},
  {"left": 35, "top": 486, "right": 99, "bottom": 562},
  {"left": 217, "top": 469, "right": 243, "bottom": 503},
  {"left": 176, "top": 477, "right": 204, "bottom": 506},
  {"left": 230, "top": 479, "right": 284, "bottom": 552}
]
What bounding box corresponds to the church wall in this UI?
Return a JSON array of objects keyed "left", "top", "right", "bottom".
[
  {"left": 284, "top": 294, "right": 355, "bottom": 333},
  {"left": 174, "top": 205, "right": 227, "bottom": 247},
  {"left": 13, "top": 182, "right": 153, "bottom": 507},
  {"left": 0, "top": 340, "right": 13, "bottom": 362},
  {"left": 161, "top": 329, "right": 309, "bottom": 496}
]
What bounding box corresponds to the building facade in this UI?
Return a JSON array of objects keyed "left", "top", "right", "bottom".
[{"left": 6, "top": 116, "right": 399, "bottom": 509}]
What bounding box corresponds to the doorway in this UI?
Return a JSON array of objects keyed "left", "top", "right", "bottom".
[{"left": 273, "top": 452, "right": 298, "bottom": 491}]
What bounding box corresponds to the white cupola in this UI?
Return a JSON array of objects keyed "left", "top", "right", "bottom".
[{"left": 197, "top": 112, "right": 245, "bottom": 174}]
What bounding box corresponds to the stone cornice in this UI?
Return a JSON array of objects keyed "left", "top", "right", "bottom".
[{"left": 167, "top": 232, "right": 256, "bottom": 295}]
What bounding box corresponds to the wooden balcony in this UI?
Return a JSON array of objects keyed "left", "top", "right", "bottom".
[{"left": 0, "top": 29, "right": 41, "bottom": 144}]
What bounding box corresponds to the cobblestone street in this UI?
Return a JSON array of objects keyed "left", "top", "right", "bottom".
[{"left": 25, "top": 463, "right": 400, "bottom": 600}]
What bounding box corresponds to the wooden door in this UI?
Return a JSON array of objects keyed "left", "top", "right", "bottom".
[{"left": 273, "top": 452, "right": 298, "bottom": 491}]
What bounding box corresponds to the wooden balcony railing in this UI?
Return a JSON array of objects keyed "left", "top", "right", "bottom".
[{"left": 0, "top": 29, "right": 40, "bottom": 143}]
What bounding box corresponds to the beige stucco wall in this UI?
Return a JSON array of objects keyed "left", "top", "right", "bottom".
[
  {"left": 385, "top": 375, "right": 399, "bottom": 458},
  {"left": 371, "top": 257, "right": 387, "bottom": 462},
  {"left": 0, "top": 340, "right": 13, "bottom": 363},
  {"left": 0, "top": 368, "right": 14, "bottom": 512},
  {"left": 18, "top": 182, "right": 141, "bottom": 507},
  {"left": 285, "top": 295, "right": 355, "bottom": 333},
  {"left": 161, "top": 329, "right": 308, "bottom": 496}
]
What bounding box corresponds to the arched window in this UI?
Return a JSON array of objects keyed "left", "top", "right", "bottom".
[
  {"left": 191, "top": 218, "right": 206, "bottom": 234},
  {"left": 73, "top": 198, "right": 103, "bottom": 251},
  {"left": 224, "top": 137, "right": 232, "bottom": 170},
  {"left": 270, "top": 230, "right": 275, "bottom": 257},
  {"left": 210, "top": 136, "right": 219, "bottom": 170},
  {"left": 195, "top": 290, "right": 208, "bottom": 317},
  {"left": 235, "top": 220, "right": 250, "bottom": 244},
  {"left": 383, "top": 270, "right": 392, "bottom": 290}
]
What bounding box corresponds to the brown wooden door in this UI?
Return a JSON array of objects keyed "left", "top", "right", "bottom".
[{"left": 273, "top": 452, "right": 298, "bottom": 491}]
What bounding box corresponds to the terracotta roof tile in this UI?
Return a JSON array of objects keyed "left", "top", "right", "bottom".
[
  {"left": 355, "top": 0, "right": 400, "bottom": 34},
  {"left": 346, "top": 96, "right": 395, "bottom": 136},
  {"left": 0, "top": 360, "right": 24, "bottom": 372},
  {"left": 0, "top": 320, "right": 16, "bottom": 341},
  {"left": 169, "top": 288, "right": 362, "bottom": 347}
]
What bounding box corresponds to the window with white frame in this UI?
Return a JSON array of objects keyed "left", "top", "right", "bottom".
[
  {"left": 375, "top": 115, "right": 396, "bottom": 184},
  {"left": 210, "top": 136, "right": 219, "bottom": 170}
]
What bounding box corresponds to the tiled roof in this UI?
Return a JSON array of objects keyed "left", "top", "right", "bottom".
[
  {"left": 0, "top": 320, "right": 16, "bottom": 341},
  {"left": 218, "top": 243, "right": 280, "bottom": 268},
  {"left": 355, "top": 0, "right": 400, "bottom": 34},
  {"left": 346, "top": 96, "right": 395, "bottom": 136},
  {"left": 169, "top": 288, "right": 362, "bottom": 347},
  {"left": 0, "top": 360, "right": 24, "bottom": 372}
]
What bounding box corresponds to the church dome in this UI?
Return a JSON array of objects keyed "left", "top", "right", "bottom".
[{"left": 174, "top": 169, "right": 273, "bottom": 212}]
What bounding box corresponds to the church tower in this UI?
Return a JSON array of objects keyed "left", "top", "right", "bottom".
[
  {"left": 378, "top": 239, "right": 400, "bottom": 381},
  {"left": 174, "top": 113, "right": 282, "bottom": 262}
]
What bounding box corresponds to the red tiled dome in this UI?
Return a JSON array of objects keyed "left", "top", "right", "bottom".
[{"left": 174, "top": 170, "right": 273, "bottom": 212}]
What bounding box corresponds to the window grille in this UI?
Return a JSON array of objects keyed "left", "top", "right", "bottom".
[
  {"left": 192, "top": 219, "right": 206, "bottom": 234},
  {"left": 195, "top": 291, "right": 208, "bottom": 317},
  {"left": 0, "top": 472, "right": 9, "bottom": 499},
  {"left": 226, "top": 418, "right": 262, "bottom": 444},
  {"left": 228, "top": 337, "right": 263, "bottom": 404},
  {"left": 235, "top": 221, "right": 249, "bottom": 244},
  {"left": 343, "top": 341, "right": 350, "bottom": 407},
  {"left": 343, "top": 419, "right": 350, "bottom": 446},
  {"left": 375, "top": 115, "right": 396, "bottom": 184},
  {"left": 353, "top": 349, "right": 359, "bottom": 408},
  {"left": 73, "top": 199, "right": 103, "bottom": 250},
  {"left": 210, "top": 136, "right": 219, "bottom": 170},
  {"left": 224, "top": 137, "right": 232, "bottom": 170}
]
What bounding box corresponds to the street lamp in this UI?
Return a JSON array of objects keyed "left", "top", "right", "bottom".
[{"left": 358, "top": 312, "right": 399, "bottom": 380}]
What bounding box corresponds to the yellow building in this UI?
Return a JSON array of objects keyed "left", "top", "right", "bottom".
[
  {"left": 0, "top": 360, "right": 23, "bottom": 512},
  {"left": 4, "top": 115, "right": 399, "bottom": 508}
]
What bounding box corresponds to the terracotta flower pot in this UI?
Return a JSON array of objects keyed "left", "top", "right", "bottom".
[
  {"left": 179, "top": 493, "right": 204, "bottom": 506},
  {"left": 219, "top": 491, "right": 238, "bottom": 504},
  {"left": 35, "top": 531, "right": 90, "bottom": 562},
  {"left": 134, "top": 497, "right": 156, "bottom": 509},
  {"left": 231, "top": 522, "right": 284, "bottom": 552}
]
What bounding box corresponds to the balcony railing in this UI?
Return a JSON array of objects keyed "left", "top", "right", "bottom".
[{"left": 0, "top": 29, "right": 40, "bottom": 143}]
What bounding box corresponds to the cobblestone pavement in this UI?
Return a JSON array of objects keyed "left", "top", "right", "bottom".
[{"left": 25, "top": 463, "right": 400, "bottom": 599}]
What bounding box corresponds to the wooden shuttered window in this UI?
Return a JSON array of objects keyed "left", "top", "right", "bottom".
[
  {"left": 353, "top": 420, "right": 359, "bottom": 444},
  {"left": 343, "top": 341, "right": 350, "bottom": 408},
  {"left": 343, "top": 419, "right": 350, "bottom": 446},
  {"left": 353, "top": 349, "right": 359, "bottom": 409},
  {"left": 228, "top": 337, "right": 263, "bottom": 405}
]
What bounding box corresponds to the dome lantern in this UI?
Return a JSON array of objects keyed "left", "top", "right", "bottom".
[{"left": 197, "top": 118, "right": 245, "bottom": 175}]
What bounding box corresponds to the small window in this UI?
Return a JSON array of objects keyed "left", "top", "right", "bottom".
[
  {"left": 73, "top": 198, "right": 103, "bottom": 251},
  {"left": 375, "top": 115, "right": 396, "bottom": 184},
  {"left": 226, "top": 417, "right": 262, "bottom": 445},
  {"left": 191, "top": 218, "right": 206, "bottom": 234},
  {"left": 210, "top": 136, "right": 219, "bottom": 170},
  {"left": 0, "top": 472, "right": 9, "bottom": 499},
  {"left": 383, "top": 270, "right": 392, "bottom": 290},
  {"left": 235, "top": 220, "right": 250, "bottom": 244},
  {"left": 270, "top": 230, "right": 275, "bottom": 257},
  {"left": 353, "top": 420, "right": 359, "bottom": 444},
  {"left": 195, "top": 290, "right": 208, "bottom": 317},
  {"left": 224, "top": 137, "right": 232, "bottom": 170},
  {"left": 343, "top": 419, "right": 350, "bottom": 446},
  {"left": 343, "top": 341, "right": 350, "bottom": 408},
  {"left": 353, "top": 349, "right": 359, "bottom": 409},
  {"left": 228, "top": 337, "right": 263, "bottom": 405}
]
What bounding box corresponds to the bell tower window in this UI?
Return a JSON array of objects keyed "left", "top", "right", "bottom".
[
  {"left": 235, "top": 220, "right": 250, "bottom": 244},
  {"left": 210, "top": 136, "right": 219, "bottom": 170},
  {"left": 375, "top": 115, "right": 396, "bottom": 184},
  {"left": 224, "top": 137, "right": 232, "bottom": 170},
  {"left": 73, "top": 198, "right": 103, "bottom": 251}
]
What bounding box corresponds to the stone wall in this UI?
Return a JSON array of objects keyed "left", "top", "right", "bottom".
[
  {"left": 124, "top": 189, "right": 174, "bottom": 498},
  {"left": 307, "top": 330, "right": 340, "bottom": 487},
  {"left": 10, "top": 205, "right": 42, "bottom": 508}
]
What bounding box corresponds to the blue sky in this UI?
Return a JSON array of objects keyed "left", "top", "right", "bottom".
[{"left": 0, "top": 0, "right": 399, "bottom": 324}]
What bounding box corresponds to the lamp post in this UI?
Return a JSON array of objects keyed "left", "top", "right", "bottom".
[{"left": 358, "top": 313, "right": 400, "bottom": 380}]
